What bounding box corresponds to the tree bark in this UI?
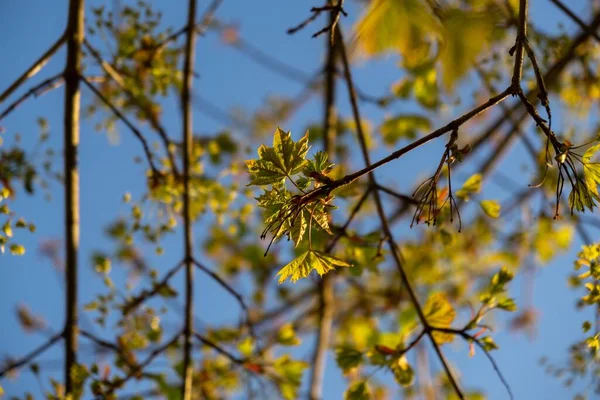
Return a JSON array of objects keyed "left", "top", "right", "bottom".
[{"left": 63, "top": 0, "right": 84, "bottom": 393}]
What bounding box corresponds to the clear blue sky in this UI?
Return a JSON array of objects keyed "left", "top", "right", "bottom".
[{"left": 0, "top": 0, "right": 596, "bottom": 398}]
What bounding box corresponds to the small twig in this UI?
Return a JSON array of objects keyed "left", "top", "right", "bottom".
[
  {"left": 99, "top": 332, "right": 181, "bottom": 398},
  {"left": 549, "top": 0, "right": 600, "bottom": 43},
  {"left": 120, "top": 261, "right": 184, "bottom": 315},
  {"left": 0, "top": 332, "right": 62, "bottom": 378},
  {"left": 0, "top": 74, "right": 64, "bottom": 122},
  {"left": 80, "top": 76, "right": 161, "bottom": 179},
  {"left": 192, "top": 258, "right": 260, "bottom": 349},
  {"left": 83, "top": 40, "right": 180, "bottom": 177},
  {"left": 195, "top": 333, "right": 246, "bottom": 365},
  {"left": 287, "top": 1, "right": 347, "bottom": 42},
  {"left": 0, "top": 34, "right": 66, "bottom": 104},
  {"left": 431, "top": 326, "right": 514, "bottom": 400}
]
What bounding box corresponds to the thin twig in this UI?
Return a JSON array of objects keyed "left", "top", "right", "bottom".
[
  {"left": 83, "top": 40, "right": 180, "bottom": 177},
  {"left": 121, "top": 261, "right": 184, "bottom": 315},
  {"left": 0, "top": 333, "right": 62, "bottom": 378},
  {"left": 335, "top": 24, "right": 465, "bottom": 398},
  {"left": 80, "top": 76, "right": 161, "bottom": 177},
  {"left": 0, "top": 34, "right": 66, "bottom": 104},
  {"left": 548, "top": 0, "right": 600, "bottom": 43},
  {"left": 0, "top": 74, "right": 64, "bottom": 122}
]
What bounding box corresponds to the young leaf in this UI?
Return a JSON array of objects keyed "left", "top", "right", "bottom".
[
  {"left": 246, "top": 128, "right": 309, "bottom": 186},
  {"left": 344, "top": 381, "right": 370, "bottom": 400},
  {"left": 277, "top": 323, "right": 301, "bottom": 346},
  {"left": 276, "top": 250, "right": 351, "bottom": 284},
  {"left": 480, "top": 200, "right": 501, "bottom": 219},
  {"left": 423, "top": 293, "right": 456, "bottom": 344},
  {"left": 335, "top": 346, "right": 364, "bottom": 373},
  {"left": 390, "top": 356, "right": 414, "bottom": 387},
  {"left": 456, "top": 173, "right": 482, "bottom": 200}
]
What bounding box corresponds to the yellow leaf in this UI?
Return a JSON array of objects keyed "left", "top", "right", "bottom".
[
  {"left": 354, "top": 0, "right": 441, "bottom": 67},
  {"left": 439, "top": 9, "right": 493, "bottom": 90},
  {"left": 423, "top": 293, "right": 456, "bottom": 344}
]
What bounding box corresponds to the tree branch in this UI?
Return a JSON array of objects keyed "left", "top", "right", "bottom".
[
  {"left": 0, "top": 74, "right": 64, "bottom": 123},
  {"left": 80, "top": 76, "right": 161, "bottom": 177},
  {"left": 180, "top": 0, "right": 198, "bottom": 397},
  {"left": 335, "top": 24, "right": 465, "bottom": 398},
  {"left": 0, "top": 34, "right": 65, "bottom": 104},
  {"left": 549, "top": 0, "right": 600, "bottom": 43},
  {"left": 0, "top": 333, "right": 62, "bottom": 378}
]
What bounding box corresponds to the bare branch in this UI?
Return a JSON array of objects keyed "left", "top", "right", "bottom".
[
  {"left": 549, "top": 0, "right": 600, "bottom": 43},
  {"left": 0, "top": 34, "right": 65, "bottom": 104},
  {"left": 121, "top": 261, "right": 184, "bottom": 315},
  {"left": 0, "top": 74, "right": 64, "bottom": 123},
  {"left": 80, "top": 76, "right": 161, "bottom": 177},
  {"left": 0, "top": 333, "right": 62, "bottom": 378}
]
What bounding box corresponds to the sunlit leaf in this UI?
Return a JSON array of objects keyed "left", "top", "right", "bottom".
[
  {"left": 345, "top": 381, "right": 370, "bottom": 400},
  {"left": 276, "top": 250, "right": 351, "bottom": 284},
  {"left": 380, "top": 114, "right": 431, "bottom": 145},
  {"left": 479, "top": 200, "right": 501, "bottom": 219},
  {"left": 423, "top": 293, "right": 456, "bottom": 344},
  {"left": 456, "top": 173, "right": 482, "bottom": 200}
]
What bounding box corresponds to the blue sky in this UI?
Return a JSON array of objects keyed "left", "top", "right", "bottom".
[{"left": 0, "top": 0, "right": 597, "bottom": 398}]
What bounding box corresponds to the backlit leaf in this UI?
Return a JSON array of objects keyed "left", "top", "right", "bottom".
[{"left": 423, "top": 293, "right": 456, "bottom": 344}]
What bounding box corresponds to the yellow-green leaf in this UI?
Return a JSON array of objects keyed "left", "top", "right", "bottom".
[
  {"left": 380, "top": 114, "right": 432, "bottom": 145},
  {"left": 276, "top": 250, "right": 351, "bottom": 284},
  {"left": 423, "top": 293, "right": 456, "bottom": 344},
  {"left": 480, "top": 200, "right": 501, "bottom": 219},
  {"left": 456, "top": 173, "right": 482, "bottom": 200},
  {"left": 439, "top": 9, "right": 493, "bottom": 90},
  {"left": 9, "top": 244, "right": 25, "bottom": 256},
  {"left": 391, "top": 356, "right": 414, "bottom": 387},
  {"left": 354, "top": 0, "right": 441, "bottom": 67},
  {"left": 277, "top": 323, "right": 301, "bottom": 346}
]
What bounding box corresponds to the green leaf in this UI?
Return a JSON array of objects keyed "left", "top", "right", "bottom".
[
  {"left": 345, "top": 381, "right": 371, "bottom": 400},
  {"left": 479, "top": 200, "right": 501, "bottom": 219},
  {"left": 380, "top": 114, "right": 431, "bottom": 145},
  {"left": 479, "top": 336, "right": 499, "bottom": 352},
  {"left": 423, "top": 293, "right": 456, "bottom": 344},
  {"left": 456, "top": 173, "right": 482, "bottom": 200},
  {"left": 497, "top": 297, "right": 517, "bottom": 312},
  {"left": 583, "top": 320, "right": 592, "bottom": 333},
  {"left": 335, "top": 346, "right": 364, "bottom": 373},
  {"left": 276, "top": 250, "right": 351, "bottom": 284},
  {"left": 246, "top": 127, "right": 309, "bottom": 186},
  {"left": 390, "top": 356, "right": 414, "bottom": 387},
  {"left": 277, "top": 323, "right": 301, "bottom": 346}
]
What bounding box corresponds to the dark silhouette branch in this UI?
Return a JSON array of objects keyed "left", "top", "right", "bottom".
[
  {"left": 335, "top": 23, "right": 465, "bottom": 398},
  {"left": 0, "top": 333, "right": 62, "bottom": 378},
  {"left": 121, "top": 261, "right": 184, "bottom": 315},
  {"left": 549, "top": 0, "right": 600, "bottom": 43},
  {"left": 80, "top": 76, "right": 161, "bottom": 177}
]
